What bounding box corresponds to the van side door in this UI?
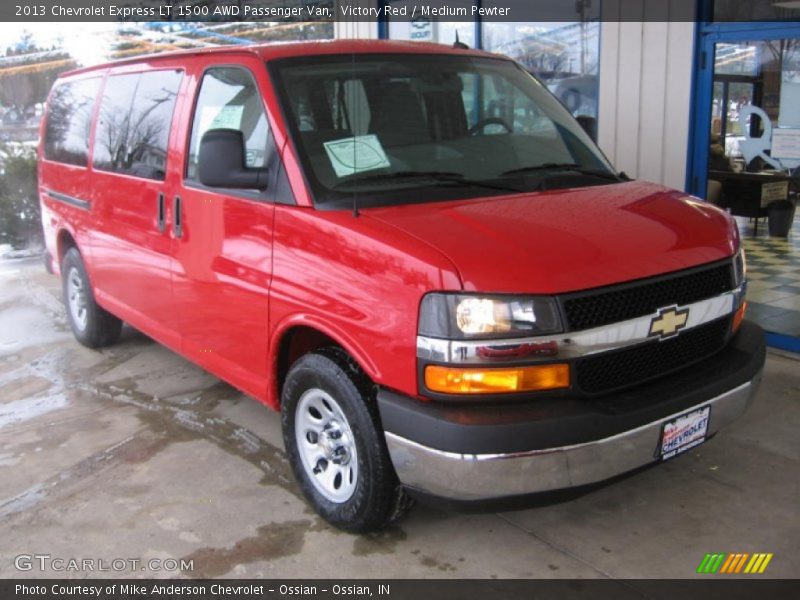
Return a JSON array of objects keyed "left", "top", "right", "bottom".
[
  {"left": 171, "top": 56, "right": 291, "bottom": 399},
  {"left": 87, "top": 66, "right": 185, "bottom": 348}
]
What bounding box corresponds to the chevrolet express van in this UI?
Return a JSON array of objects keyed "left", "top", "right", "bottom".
[{"left": 39, "top": 41, "right": 765, "bottom": 532}]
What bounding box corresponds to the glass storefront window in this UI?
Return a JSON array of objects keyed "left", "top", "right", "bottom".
[
  {"left": 704, "top": 32, "right": 800, "bottom": 339},
  {"left": 714, "top": 42, "right": 759, "bottom": 76},
  {"left": 382, "top": 3, "right": 600, "bottom": 121},
  {"left": 482, "top": 21, "right": 600, "bottom": 119},
  {"left": 709, "top": 38, "right": 800, "bottom": 167},
  {"left": 385, "top": 1, "right": 475, "bottom": 46},
  {"left": 387, "top": 20, "right": 475, "bottom": 47}
]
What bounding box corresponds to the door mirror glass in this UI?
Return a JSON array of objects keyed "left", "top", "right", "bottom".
[{"left": 198, "top": 129, "right": 268, "bottom": 190}]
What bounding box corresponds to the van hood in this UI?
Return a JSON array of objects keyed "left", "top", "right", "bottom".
[{"left": 365, "top": 181, "right": 738, "bottom": 294}]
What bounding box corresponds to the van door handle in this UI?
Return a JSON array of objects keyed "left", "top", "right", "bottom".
[
  {"left": 156, "top": 192, "right": 166, "bottom": 233},
  {"left": 173, "top": 195, "right": 183, "bottom": 239}
]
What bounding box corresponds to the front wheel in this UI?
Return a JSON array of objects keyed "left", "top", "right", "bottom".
[{"left": 281, "top": 349, "right": 411, "bottom": 532}]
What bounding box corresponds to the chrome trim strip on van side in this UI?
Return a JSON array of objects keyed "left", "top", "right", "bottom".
[
  {"left": 416, "top": 287, "right": 744, "bottom": 364},
  {"left": 46, "top": 189, "right": 91, "bottom": 211}
]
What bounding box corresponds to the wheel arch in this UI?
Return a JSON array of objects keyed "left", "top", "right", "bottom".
[
  {"left": 56, "top": 227, "right": 79, "bottom": 271},
  {"left": 269, "top": 316, "right": 381, "bottom": 411}
]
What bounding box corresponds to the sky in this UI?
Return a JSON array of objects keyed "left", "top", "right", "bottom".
[{"left": 0, "top": 23, "right": 118, "bottom": 67}]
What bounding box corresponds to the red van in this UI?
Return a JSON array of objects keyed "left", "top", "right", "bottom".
[{"left": 39, "top": 40, "right": 765, "bottom": 532}]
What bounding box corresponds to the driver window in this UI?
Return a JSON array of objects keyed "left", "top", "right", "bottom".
[{"left": 187, "top": 67, "right": 269, "bottom": 181}]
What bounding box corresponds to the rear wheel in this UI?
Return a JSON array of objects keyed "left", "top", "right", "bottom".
[
  {"left": 281, "top": 348, "right": 412, "bottom": 532},
  {"left": 61, "top": 247, "right": 122, "bottom": 348}
]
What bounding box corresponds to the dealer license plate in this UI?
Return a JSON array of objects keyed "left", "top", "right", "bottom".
[{"left": 659, "top": 406, "right": 711, "bottom": 460}]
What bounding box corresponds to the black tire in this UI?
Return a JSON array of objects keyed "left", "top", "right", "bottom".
[
  {"left": 61, "top": 247, "right": 122, "bottom": 348},
  {"left": 281, "top": 348, "right": 412, "bottom": 533}
]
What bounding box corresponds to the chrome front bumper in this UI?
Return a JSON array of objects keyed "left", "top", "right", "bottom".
[{"left": 384, "top": 375, "right": 761, "bottom": 501}]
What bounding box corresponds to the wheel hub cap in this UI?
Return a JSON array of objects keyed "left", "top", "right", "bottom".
[
  {"left": 67, "top": 267, "right": 88, "bottom": 331},
  {"left": 319, "top": 422, "right": 351, "bottom": 466},
  {"left": 295, "top": 389, "right": 358, "bottom": 503}
]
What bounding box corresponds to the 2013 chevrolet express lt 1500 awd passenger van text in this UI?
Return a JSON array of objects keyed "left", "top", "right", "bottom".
[{"left": 39, "top": 40, "right": 765, "bottom": 532}]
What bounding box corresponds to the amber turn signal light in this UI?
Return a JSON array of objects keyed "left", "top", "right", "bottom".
[
  {"left": 732, "top": 301, "right": 747, "bottom": 333},
  {"left": 424, "top": 363, "right": 570, "bottom": 394}
]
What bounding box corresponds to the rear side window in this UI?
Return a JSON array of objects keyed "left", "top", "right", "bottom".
[
  {"left": 187, "top": 67, "right": 269, "bottom": 181},
  {"left": 93, "top": 70, "right": 183, "bottom": 180},
  {"left": 43, "top": 78, "right": 101, "bottom": 166}
]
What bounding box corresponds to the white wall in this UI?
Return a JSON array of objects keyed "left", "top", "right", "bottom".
[{"left": 598, "top": 0, "right": 698, "bottom": 190}]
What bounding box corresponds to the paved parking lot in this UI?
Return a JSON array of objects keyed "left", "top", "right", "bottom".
[{"left": 1, "top": 256, "right": 798, "bottom": 580}]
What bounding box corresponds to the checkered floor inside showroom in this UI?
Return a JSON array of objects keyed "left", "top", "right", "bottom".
[{"left": 738, "top": 215, "right": 800, "bottom": 337}]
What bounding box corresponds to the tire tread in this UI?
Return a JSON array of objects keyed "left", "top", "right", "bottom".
[{"left": 281, "top": 347, "right": 413, "bottom": 532}]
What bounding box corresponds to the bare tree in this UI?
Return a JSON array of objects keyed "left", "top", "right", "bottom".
[{"left": 765, "top": 38, "right": 800, "bottom": 77}]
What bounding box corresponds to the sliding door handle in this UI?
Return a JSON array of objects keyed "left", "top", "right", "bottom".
[
  {"left": 156, "top": 192, "right": 166, "bottom": 233},
  {"left": 173, "top": 195, "right": 183, "bottom": 239}
]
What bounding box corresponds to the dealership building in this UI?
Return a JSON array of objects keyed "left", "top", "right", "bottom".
[{"left": 334, "top": 0, "right": 800, "bottom": 346}]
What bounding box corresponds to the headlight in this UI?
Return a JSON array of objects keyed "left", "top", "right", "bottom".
[{"left": 419, "top": 293, "right": 563, "bottom": 339}]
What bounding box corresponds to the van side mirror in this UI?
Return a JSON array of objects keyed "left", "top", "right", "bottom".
[
  {"left": 575, "top": 115, "right": 597, "bottom": 143},
  {"left": 198, "top": 129, "right": 268, "bottom": 190}
]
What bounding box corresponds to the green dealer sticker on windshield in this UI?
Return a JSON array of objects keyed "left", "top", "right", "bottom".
[{"left": 323, "top": 135, "right": 390, "bottom": 178}]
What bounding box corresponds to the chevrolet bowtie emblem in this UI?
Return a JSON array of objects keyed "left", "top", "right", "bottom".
[{"left": 649, "top": 306, "right": 690, "bottom": 339}]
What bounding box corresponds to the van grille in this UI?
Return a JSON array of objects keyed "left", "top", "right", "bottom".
[
  {"left": 574, "top": 317, "right": 731, "bottom": 395},
  {"left": 561, "top": 261, "right": 734, "bottom": 331}
]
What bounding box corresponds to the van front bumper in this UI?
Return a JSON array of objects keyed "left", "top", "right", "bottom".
[{"left": 378, "top": 320, "right": 765, "bottom": 501}]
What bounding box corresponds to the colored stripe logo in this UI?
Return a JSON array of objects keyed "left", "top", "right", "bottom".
[{"left": 697, "top": 553, "right": 773, "bottom": 574}]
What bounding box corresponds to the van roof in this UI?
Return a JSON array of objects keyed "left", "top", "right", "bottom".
[{"left": 59, "top": 39, "right": 497, "bottom": 78}]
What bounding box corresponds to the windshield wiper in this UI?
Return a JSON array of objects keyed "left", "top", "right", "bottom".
[
  {"left": 333, "top": 170, "right": 522, "bottom": 193},
  {"left": 501, "top": 163, "right": 621, "bottom": 181}
]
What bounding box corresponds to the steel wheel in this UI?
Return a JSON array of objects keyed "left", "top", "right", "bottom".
[
  {"left": 60, "top": 247, "right": 122, "bottom": 348},
  {"left": 67, "top": 266, "right": 88, "bottom": 332},
  {"left": 282, "top": 349, "right": 412, "bottom": 531},
  {"left": 294, "top": 388, "right": 358, "bottom": 503}
]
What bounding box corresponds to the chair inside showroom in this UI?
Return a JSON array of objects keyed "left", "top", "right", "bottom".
[{"left": 707, "top": 179, "right": 723, "bottom": 206}]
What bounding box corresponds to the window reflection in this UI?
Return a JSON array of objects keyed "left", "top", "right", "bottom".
[
  {"left": 43, "top": 78, "right": 101, "bottom": 166},
  {"left": 93, "top": 70, "right": 182, "bottom": 181},
  {"left": 710, "top": 39, "right": 800, "bottom": 168},
  {"left": 483, "top": 22, "right": 600, "bottom": 119},
  {"left": 385, "top": 0, "right": 475, "bottom": 46},
  {"left": 187, "top": 67, "right": 270, "bottom": 181},
  {"left": 382, "top": 1, "right": 601, "bottom": 121}
]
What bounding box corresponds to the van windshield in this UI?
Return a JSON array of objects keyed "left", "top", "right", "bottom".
[{"left": 270, "top": 53, "right": 618, "bottom": 209}]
